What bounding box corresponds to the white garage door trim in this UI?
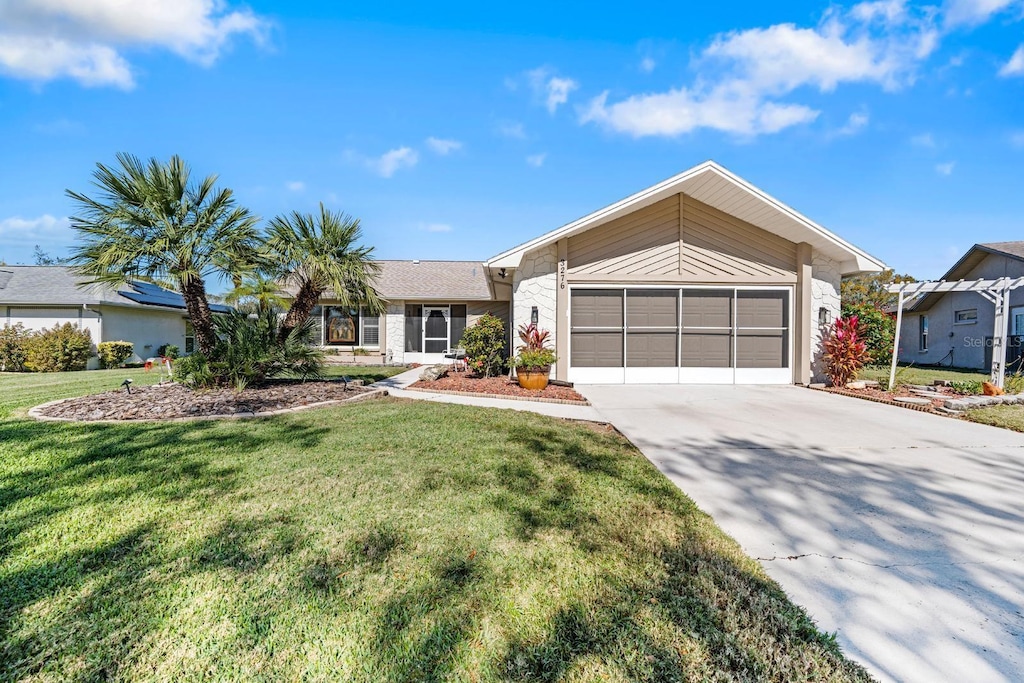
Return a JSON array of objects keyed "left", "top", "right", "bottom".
[{"left": 568, "top": 285, "right": 793, "bottom": 385}]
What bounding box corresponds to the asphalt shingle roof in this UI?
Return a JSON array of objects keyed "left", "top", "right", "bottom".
[
  {"left": 371, "top": 260, "right": 492, "bottom": 300},
  {"left": 0, "top": 266, "right": 222, "bottom": 311}
]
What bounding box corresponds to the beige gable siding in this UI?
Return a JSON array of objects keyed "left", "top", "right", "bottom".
[
  {"left": 564, "top": 193, "right": 797, "bottom": 282},
  {"left": 681, "top": 195, "right": 797, "bottom": 280},
  {"left": 567, "top": 196, "right": 679, "bottom": 275}
]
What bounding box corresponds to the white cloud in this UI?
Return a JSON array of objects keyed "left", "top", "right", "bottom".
[
  {"left": 936, "top": 161, "right": 956, "bottom": 175},
  {"left": 640, "top": 56, "right": 657, "bottom": 73},
  {"left": 1000, "top": 45, "right": 1024, "bottom": 76},
  {"left": 497, "top": 121, "right": 527, "bottom": 139},
  {"left": 911, "top": 132, "right": 936, "bottom": 147},
  {"left": 419, "top": 223, "right": 453, "bottom": 233},
  {"left": 285, "top": 180, "right": 305, "bottom": 192},
  {"left": 580, "top": 3, "right": 939, "bottom": 138},
  {"left": 837, "top": 111, "right": 870, "bottom": 135},
  {"left": 371, "top": 147, "right": 418, "bottom": 178},
  {"left": 425, "top": 137, "right": 462, "bottom": 155},
  {"left": 526, "top": 67, "right": 579, "bottom": 113},
  {"left": 526, "top": 153, "right": 547, "bottom": 167},
  {"left": 943, "top": 0, "right": 1018, "bottom": 27},
  {"left": 0, "top": 214, "right": 72, "bottom": 247},
  {"left": 0, "top": 0, "right": 267, "bottom": 88}
]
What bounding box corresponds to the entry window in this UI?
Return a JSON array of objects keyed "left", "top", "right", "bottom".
[
  {"left": 919, "top": 315, "right": 929, "bottom": 351},
  {"left": 571, "top": 290, "right": 623, "bottom": 367},
  {"left": 680, "top": 290, "right": 733, "bottom": 368},
  {"left": 403, "top": 304, "right": 467, "bottom": 353},
  {"left": 361, "top": 313, "right": 380, "bottom": 345},
  {"left": 184, "top": 320, "right": 195, "bottom": 354},
  {"left": 735, "top": 291, "right": 789, "bottom": 369}
]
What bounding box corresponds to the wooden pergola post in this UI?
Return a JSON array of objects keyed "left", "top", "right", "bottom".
[{"left": 889, "top": 289, "right": 905, "bottom": 391}]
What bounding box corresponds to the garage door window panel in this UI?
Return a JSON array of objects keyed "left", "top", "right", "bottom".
[
  {"left": 680, "top": 290, "right": 733, "bottom": 368},
  {"left": 626, "top": 290, "right": 678, "bottom": 367},
  {"left": 571, "top": 290, "right": 624, "bottom": 368},
  {"left": 736, "top": 291, "right": 789, "bottom": 369}
]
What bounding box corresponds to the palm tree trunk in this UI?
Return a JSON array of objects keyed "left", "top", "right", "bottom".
[
  {"left": 279, "top": 281, "right": 322, "bottom": 344},
  {"left": 180, "top": 276, "right": 218, "bottom": 355}
]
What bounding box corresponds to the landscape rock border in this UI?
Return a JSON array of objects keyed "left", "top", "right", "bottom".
[{"left": 28, "top": 387, "right": 389, "bottom": 424}]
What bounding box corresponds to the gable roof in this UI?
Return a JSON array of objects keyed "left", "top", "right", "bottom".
[
  {"left": 910, "top": 242, "right": 1024, "bottom": 312},
  {"left": 486, "top": 160, "right": 886, "bottom": 276},
  {"left": 0, "top": 266, "right": 229, "bottom": 312}
]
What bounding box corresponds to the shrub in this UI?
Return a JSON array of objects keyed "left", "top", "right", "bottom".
[
  {"left": 822, "top": 315, "right": 870, "bottom": 387},
  {"left": 514, "top": 323, "right": 556, "bottom": 371},
  {"left": 157, "top": 344, "right": 180, "bottom": 359},
  {"left": 24, "top": 323, "right": 93, "bottom": 372},
  {"left": 949, "top": 379, "right": 983, "bottom": 395},
  {"left": 175, "top": 309, "right": 324, "bottom": 389},
  {"left": 1004, "top": 373, "right": 1024, "bottom": 395},
  {"left": 459, "top": 313, "right": 507, "bottom": 377},
  {"left": 841, "top": 303, "right": 893, "bottom": 366},
  {"left": 514, "top": 347, "right": 557, "bottom": 370},
  {"left": 97, "top": 340, "right": 134, "bottom": 368},
  {"left": 0, "top": 323, "right": 31, "bottom": 372}
]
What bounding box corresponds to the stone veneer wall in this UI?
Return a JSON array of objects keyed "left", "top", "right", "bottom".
[
  {"left": 384, "top": 301, "right": 405, "bottom": 364},
  {"left": 810, "top": 252, "right": 842, "bottom": 381},
  {"left": 512, "top": 245, "right": 558, "bottom": 373}
]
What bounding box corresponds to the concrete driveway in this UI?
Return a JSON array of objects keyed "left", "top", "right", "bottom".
[{"left": 577, "top": 384, "right": 1024, "bottom": 683}]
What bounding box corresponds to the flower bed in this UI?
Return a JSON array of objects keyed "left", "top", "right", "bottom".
[
  {"left": 813, "top": 383, "right": 973, "bottom": 414},
  {"left": 31, "top": 379, "right": 377, "bottom": 422},
  {"left": 409, "top": 373, "right": 588, "bottom": 405}
]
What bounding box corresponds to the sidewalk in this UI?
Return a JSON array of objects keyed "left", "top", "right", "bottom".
[{"left": 376, "top": 367, "right": 604, "bottom": 422}]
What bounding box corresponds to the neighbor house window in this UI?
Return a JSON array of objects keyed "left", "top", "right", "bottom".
[
  {"left": 919, "top": 315, "right": 929, "bottom": 352},
  {"left": 954, "top": 309, "right": 977, "bottom": 325},
  {"left": 184, "top": 320, "right": 195, "bottom": 354}
]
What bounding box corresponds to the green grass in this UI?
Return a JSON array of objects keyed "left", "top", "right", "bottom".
[
  {"left": 860, "top": 364, "right": 988, "bottom": 388},
  {"left": 0, "top": 373, "right": 871, "bottom": 681},
  {"left": 963, "top": 405, "right": 1024, "bottom": 432}
]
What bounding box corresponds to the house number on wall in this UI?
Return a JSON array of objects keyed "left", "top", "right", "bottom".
[{"left": 559, "top": 258, "right": 566, "bottom": 290}]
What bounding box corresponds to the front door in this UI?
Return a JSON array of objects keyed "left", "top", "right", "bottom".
[{"left": 423, "top": 306, "right": 450, "bottom": 353}]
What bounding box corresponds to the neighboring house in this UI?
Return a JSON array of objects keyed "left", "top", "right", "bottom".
[
  {"left": 307, "top": 160, "right": 886, "bottom": 384},
  {"left": 896, "top": 242, "right": 1024, "bottom": 370},
  {"left": 0, "top": 266, "right": 228, "bottom": 369}
]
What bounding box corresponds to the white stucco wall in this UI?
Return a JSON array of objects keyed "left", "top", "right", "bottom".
[
  {"left": 512, "top": 245, "right": 557, "bottom": 366},
  {"left": 385, "top": 301, "right": 405, "bottom": 364},
  {"left": 4, "top": 305, "right": 103, "bottom": 368},
  {"left": 810, "top": 252, "right": 842, "bottom": 381},
  {"left": 100, "top": 306, "right": 188, "bottom": 363}
]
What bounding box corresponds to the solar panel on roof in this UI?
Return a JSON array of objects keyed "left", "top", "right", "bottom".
[{"left": 117, "top": 281, "right": 232, "bottom": 313}]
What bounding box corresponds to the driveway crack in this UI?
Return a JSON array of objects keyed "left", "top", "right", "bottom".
[{"left": 756, "top": 553, "right": 1019, "bottom": 569}]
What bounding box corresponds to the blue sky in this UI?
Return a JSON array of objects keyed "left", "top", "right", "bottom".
[{"left": 0, "top": 0, "right": 1022, "bottom": 280}]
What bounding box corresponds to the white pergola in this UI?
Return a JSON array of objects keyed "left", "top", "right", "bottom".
[{"left": 887, "top": 277, "right": 1024, "bottom": 390}]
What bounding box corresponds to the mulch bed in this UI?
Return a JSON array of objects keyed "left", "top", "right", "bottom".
[
  {"left": 410, "top": 373, "right": 589, "bottom": 405},
  {"left": 33, "top": 380, "right": 375, "bottom": 422}
]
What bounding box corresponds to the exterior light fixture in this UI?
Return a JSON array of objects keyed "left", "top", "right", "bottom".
[{"left": 818, "top": 307, "right": 831, "bottom": 326}]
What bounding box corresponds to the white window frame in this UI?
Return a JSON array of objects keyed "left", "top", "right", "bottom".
[
  {"left": 359, "top": 307, "right": 380, "bottom": 348},
  {"left": 953, "top": 308, "right": 977, "bottom": 325},
  {"left": 919, "top": 315, "right": 929, "bottom": 352}
]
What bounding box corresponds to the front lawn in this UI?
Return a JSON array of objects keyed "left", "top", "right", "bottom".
[
  {"left": 963, "top": 405, "right": 1024, "bottom": 432},
  {"left": 0, "top": 377, "right": 870, "bottom": 680},
  {"left": 860, "top": 364, "right": 988, "bottom": 388}
]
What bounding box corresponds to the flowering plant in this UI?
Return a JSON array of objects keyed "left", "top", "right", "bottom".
[{"left": 823, "top": 315, "right": 870, "bottom": 387}]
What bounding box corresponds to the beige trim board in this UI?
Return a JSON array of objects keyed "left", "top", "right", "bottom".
[{"left": 566, "top": 273, "right": 797, "bottom": 285}]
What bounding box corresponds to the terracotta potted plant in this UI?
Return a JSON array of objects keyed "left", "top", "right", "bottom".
[{"left": 514, "top": 323, "right": 556, "bottom": 390}]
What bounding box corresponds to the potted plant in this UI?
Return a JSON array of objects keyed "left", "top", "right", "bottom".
[{"left": 514, "top": 323, "right": 556, "bottom": 390}]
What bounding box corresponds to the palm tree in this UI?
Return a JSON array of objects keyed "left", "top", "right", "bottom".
[
  {"left": 224, "top": 274, "right": 289, "bottom": 315},
  {"left": 264, "top": 204, "right": 384, "bottom": 344},
  {"left": 67, "top": 154, "right": 260, "bottom": 356}
]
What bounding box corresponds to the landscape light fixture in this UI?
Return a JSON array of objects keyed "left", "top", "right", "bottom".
[{"left": 121, "top": 378, "right": 133, "bottom": 394}]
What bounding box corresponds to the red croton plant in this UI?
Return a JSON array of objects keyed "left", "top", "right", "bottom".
[{"left": 823, "top": 315, "right": 872, "bottom": 387}]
